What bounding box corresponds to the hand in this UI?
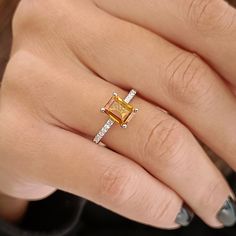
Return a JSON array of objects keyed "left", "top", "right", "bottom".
[{"left": 1, "top": 0, "right": 236, "bottom": 229}]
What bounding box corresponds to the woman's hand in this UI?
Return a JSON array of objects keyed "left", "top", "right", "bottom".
[{"left": 1, "top": 0, "right": 236, "bottom": 229}]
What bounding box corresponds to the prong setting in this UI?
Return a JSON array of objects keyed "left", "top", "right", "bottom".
[
  {"left": 100, "top": 107, "right": 106, "bottom": 113},
  {"left": 121, "top": 124, "right": 128, "bottom": 129}
]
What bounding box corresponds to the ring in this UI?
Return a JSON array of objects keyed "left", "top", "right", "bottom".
[{"left": 93, "top": 89, "right": 138, "bottom": 144}]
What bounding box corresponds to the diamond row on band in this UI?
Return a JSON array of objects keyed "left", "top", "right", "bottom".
[
  {"left": 124, "top": 89, "right": 136, "bottom": 103},
  {"left": 93, "top": 119, "right": 115, "bottom": 144},
  {"left": 93, "top": 89, "right": 137, "bottom": 144}
]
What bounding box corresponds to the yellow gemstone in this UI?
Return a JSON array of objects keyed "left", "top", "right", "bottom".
[{"left": 104, "top": 94, "right": 136, "bottom": 126}]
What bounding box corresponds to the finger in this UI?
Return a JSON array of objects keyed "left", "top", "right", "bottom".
[
  {"left": 31, "top": 54, "right": 235, "bottom": 228},
  {"left": 93, "top": 0, "right": 236, "bottom": 86},
  {"left": 0, "top": 110, "right": 184, "bottom": 229},
  {"left": 66, "top": 3, "right": 236, "bottom": 175}
]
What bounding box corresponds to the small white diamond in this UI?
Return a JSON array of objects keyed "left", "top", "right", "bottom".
[{"left": 93, "top": 135, "right": 101, "bottom": 144}]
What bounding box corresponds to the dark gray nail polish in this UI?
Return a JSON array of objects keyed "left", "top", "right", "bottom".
[
  {"left": 175, "top": 204, "right": 194, "bottom": 226},
  {"left": 216, "top": 197, "right": 236, "bottom": 227}
]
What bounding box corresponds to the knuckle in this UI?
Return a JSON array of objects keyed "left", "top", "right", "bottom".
[
  {"left": 2, "top": 51, "right": 48, "bottom": 120},
  {"left": 165, "top": 53, "right": 211, "bottom": 106},
  {"left": 142, "top": 116, "right": 185, "bottom": 168},
  {"left": 3, "top": 50, "right": 38, "bottom": 92},
  {"left": 185, "top": 0, "right": 235, "bottom": 32},
  {"left": 99, "top": 165, "right": 138, "bottom": 206}
]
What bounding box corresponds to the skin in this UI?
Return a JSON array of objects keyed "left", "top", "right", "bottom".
[{"left": 1, "top": 0, "right": 236, "bottom": 229}]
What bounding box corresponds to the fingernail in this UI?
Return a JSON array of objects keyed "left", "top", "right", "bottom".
[
  {"left": 216, "top": 196, "right": 236, "bottom": 227},
  {"left": 175, "top": 204, "right": 194, "bottom": 226}
]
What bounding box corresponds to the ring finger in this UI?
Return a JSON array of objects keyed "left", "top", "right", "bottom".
[{"left": 42, "top": 61, "right": 235, "bottom": 227}]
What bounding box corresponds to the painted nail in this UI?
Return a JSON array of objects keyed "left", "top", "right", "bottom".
[
  {"left": 216, "top": 196, "right": 236, "bottom": 227},
  {"left": 175, "top": 204, "right": 194, "bottom": 226}
]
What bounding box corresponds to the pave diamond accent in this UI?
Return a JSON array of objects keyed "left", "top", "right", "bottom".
[
  {"left": 124, "top": 89, "right": 136, "bottom": 103},
  {"left": 93, "top": 89, "right": 137, "bottom": 144},
  {"left": 93, "top": 119, "right": 115, "bottom": 144}
]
